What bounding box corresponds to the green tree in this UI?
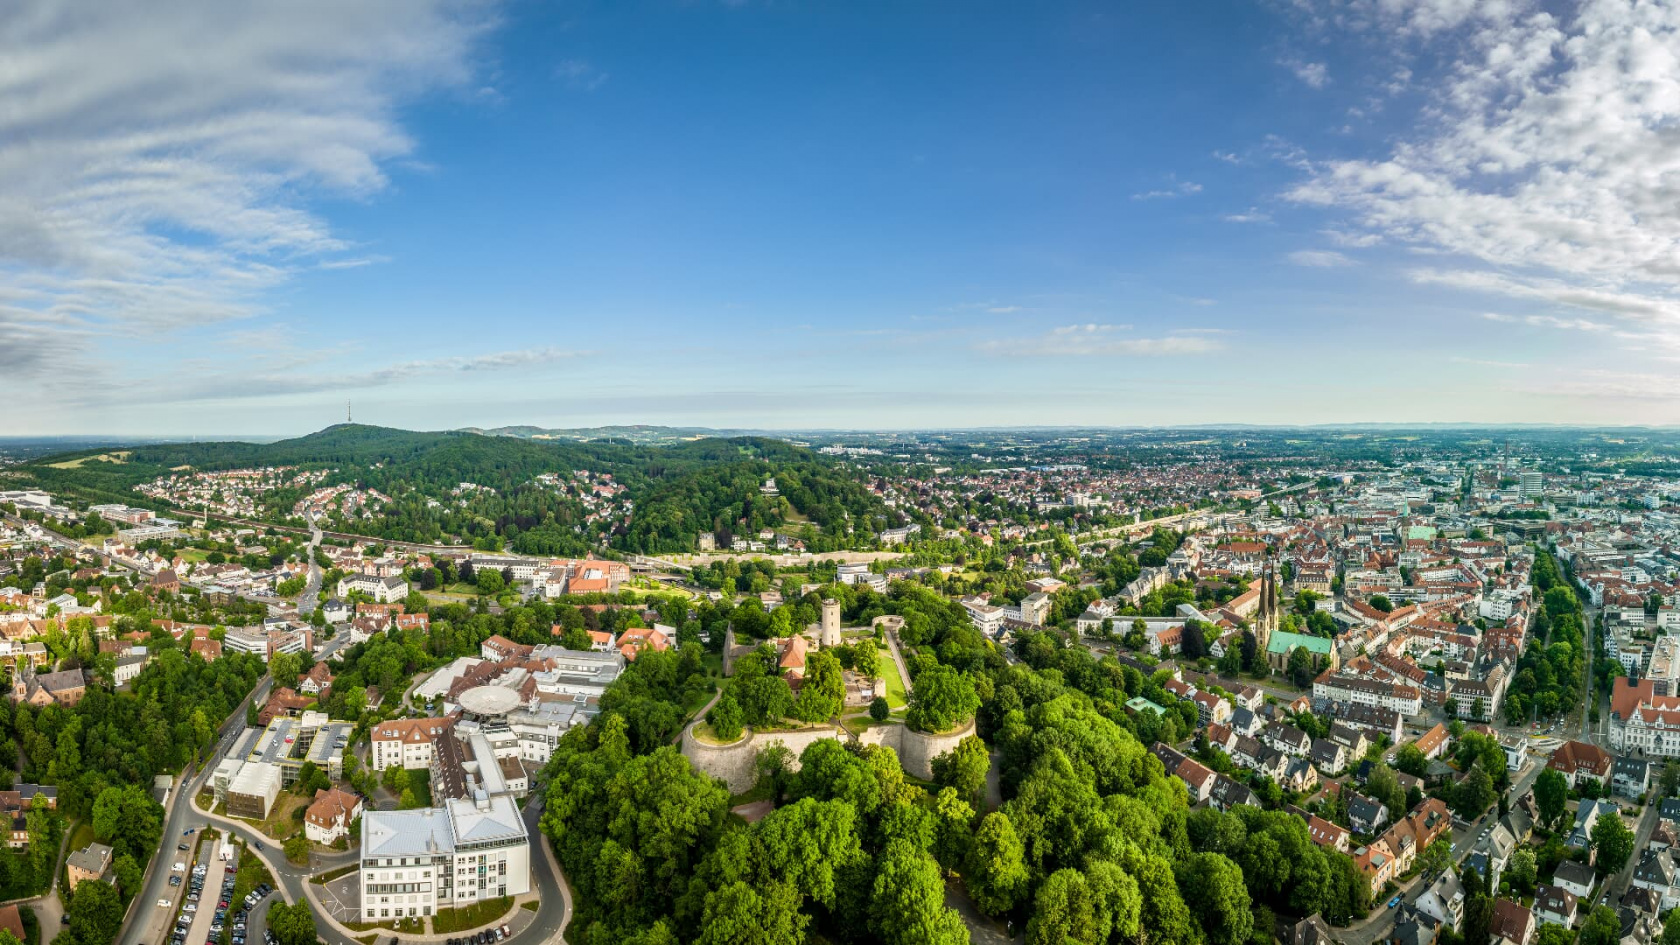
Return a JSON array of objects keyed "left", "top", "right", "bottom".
[
  {"left": 67, "top": 879, "right": 122, "bottom": 945},
  {"left": 930, "top": 735, "right": 990, "bottom": 809},
  {"left": 1504, "top": 847, "right": 1537, "bottom": 896},
  {"left": 790, "top": 650, "right": 845, "bottom": 724},
  {"left": 1183, "top": 851, "right": 1253, "bottom": 945},
  {"left": 1534, "top": 768, "right": 1568, "bottom": 830},
  {"left": 932, "top": 788, "right": 974, "bottom": 874},
  {"left": 1579, "top": 906, "right": 1622, "bottom": 945},
  {"left": 754, "top": 799, "right": 864, "bottom": 909},
  {"left": 707, "top": 695, "right": 745, "bottom": 741},
  {"left": 1419, "top": 838, "right": 1451, "bottom": 877},
  {"left": 1591, "top": 812, "right": 1635, "bottom": 875},
  {"left": 1368, "top": 594, "right": 1393, "bottom": 613},
  {"left": 284, "top": 833, "right": 311, "bottom": 866},
  {"left": 1366, "top": 764, "right": 1407, "bottom": 824},
  {"left": 871, "top": 840, "right": 969, "bottom": 945},
  {"left": 268, "top": 651, "right": 302, "bottom": 688},
  {"left": 869, "top": 697, "right": 890, "bottom": 722},
  {"left": 560, "top": 626, "right": 594, "bottom": 652},
  {"left": 696, "top": 881, "right": 807, "bottom": 945},
  {"left": 1535, "top": 924, "right": 1575, "bottom": 945},
  {"left": 964, "top": 812, "right": 1029, "bottom": 917},
  {"left": 476, "top": 568, "right": 505, "bottom": 594},
  {"left": 266, "top": 901, "right": 319, "bottom": 945},
  {"left": 906, "top": 665, "right": 981, "bottom": 734},
  {"left": 1662, "top": 910, "right": 1680, "bottom": 945},
  {"left": 1454, "top": 766, "right": 1496, "bottom": 819},
  {"left": 1028, "top": 869, "right": 1108, "bottom": 945},
  {"left": 1394, "top": 743, "right": 1428, "bottom": 778},
  {"left": 851, "top": 641, "right": 880, "bottom": 679}
]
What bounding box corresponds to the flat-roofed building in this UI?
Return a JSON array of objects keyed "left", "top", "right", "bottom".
[{"left": 359, "top": 794, "right": 530, "bottom": 921}]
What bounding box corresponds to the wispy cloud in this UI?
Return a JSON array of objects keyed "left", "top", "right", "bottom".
[
  {"left": 981, "top": 323, "right": 1222, "bottom": 357},
  {"left": 1224, "top": 209, "right": 1271, "bottom": 224},
  {"left": 1289, "top": 1, "right": 1680, "bottom": 351},
  {"left": 1288, "top": 249, "right": 1356, "bottom": 268},
  {"left": 555, "top": 58, "right": 609, "bottom": 91},
  {"left": 110, "top": 346, "right": 586, "bottom": 407},
  {"left": 0, "top": 0, "right": 501, "bottom": 392},
  {"left": 1132, "top": 177, "right": 1203, "bottom": 200},
  {"left": 1282, "top": 59, "right": 1330, "bottom": 88}
]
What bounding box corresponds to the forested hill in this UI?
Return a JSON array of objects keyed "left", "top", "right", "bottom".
[{"left": 11, "top": 424, "right": 899, "bottom": 555}]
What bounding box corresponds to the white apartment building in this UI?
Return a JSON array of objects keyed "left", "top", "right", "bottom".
[
  {"left": 360, "top": 795, "right": 530, "bottom": 921},
  {"left": 369, "top": 716, "right": 458, "bottom": 771},
  {"left": 336, "top": 573, "right": 410, "bottom": 604}
]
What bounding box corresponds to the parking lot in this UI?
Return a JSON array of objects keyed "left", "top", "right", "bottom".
[{"left": 315, "top": 873, "right": 361, "bottom": 924}]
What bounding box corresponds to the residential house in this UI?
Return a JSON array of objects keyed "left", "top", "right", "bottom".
[
  {"left": 1549, "top": 741, "right": 1613, "bottom": 790},
  {"left": 1570, "top": 800, "right": 1620, "bottom": 853},
  {"left": 1490, "top": 899, "right": 1535, "bottom": 945},
  {"left": 1284, "top": 914, "right": 1340, "bottom": 945},
  {"left": 1349, "top": 792, "right": 1389, "bottom": 836},
  {"left": 304, "top": 787, "right": 363, "bottom": 845},
  {"left": 1352, "top": 841, "right": 1397, "bottom": 896},
  {"left": 1533, "top": 885, "right": 1578, "bottom": 929},
  {"left": 1311, "top": 739, "right": 1348, "bottom": 775},
  {"left": 1306, "top": 814, "right": 1351, "bottom": 853},
  {"left": 1552, "top": 860, "right": 1595, "bottom": 901},
  {"left": 66, "top": 842, "right": 112, "bottom": 891},
  {"left": 1416, "top": 871, "right": 1466, "bottom": 932},
  {"left": 1613, "top": 757, "right": 1650, "bottom": 799},
  {"left": 1630, "top": 850, "right": 1679, "bottom": 912}
]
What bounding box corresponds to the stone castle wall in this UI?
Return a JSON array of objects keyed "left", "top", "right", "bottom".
[{"left": 681, "top": 718, "right": 976, "bottom": 793}]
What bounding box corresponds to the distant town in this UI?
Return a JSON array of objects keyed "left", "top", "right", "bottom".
[{"left": 2, "top": 425, "right": 1680, "bottom": 945}]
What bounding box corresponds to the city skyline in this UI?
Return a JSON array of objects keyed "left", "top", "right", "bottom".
[{"left": 7, "top": 0, "right": 1680, "bottom": 434}]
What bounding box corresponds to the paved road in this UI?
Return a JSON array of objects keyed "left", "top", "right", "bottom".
[
  {"left": 123, "top": 677, "right": 272, "bottom": 945},
  {"left": 296, "top": 517, "right": 324, "bottom": 612}
]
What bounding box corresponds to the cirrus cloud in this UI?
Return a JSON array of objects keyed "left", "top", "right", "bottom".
[{"left": 0, "top": 0, "right": 500, "bottom": 388}]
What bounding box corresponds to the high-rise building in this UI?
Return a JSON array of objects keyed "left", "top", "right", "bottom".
[{"left": 1520, "top": 471, "right": 1543, "bottom": 499}]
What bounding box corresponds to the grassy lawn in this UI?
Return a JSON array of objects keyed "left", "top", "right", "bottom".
[
  {"left": 244, "top": 792, "right": 310, "bottom": 839},
  {"left": 690, "top": 721, "right": 741, "bottom": 746},
  {"left": 681, "top": 685, "right": 717, "bottom": 716},
  {"left": 432, "top": 897, "right": 514, "bottom": 934},
  {"left": 878, "top": 651, "right": 909, "bottom": 710},
  {"left": 66, "top": 820, "right": 94, "bottom": 855},
  {"left": 398, "top": 779, "right": 432, "bottom": 810},
  {"left": 521, "top": 902, "right": 538, "bottom": 913}
]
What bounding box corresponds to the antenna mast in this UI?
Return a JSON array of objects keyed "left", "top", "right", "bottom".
[{"left": 347, "top": 400, "right": 352, "bottom": 424}]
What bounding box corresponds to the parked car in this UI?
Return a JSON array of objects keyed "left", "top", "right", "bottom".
[{"left": 1387, "top": 896, "right": 1402, "bottom": 909}]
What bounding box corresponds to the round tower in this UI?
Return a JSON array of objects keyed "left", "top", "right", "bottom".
[{"left": 821, "top": 598, "right": 841, "bottom": 647}]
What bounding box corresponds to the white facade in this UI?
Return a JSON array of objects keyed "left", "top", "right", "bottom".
[
  {"left": 359, "top": 796, "right": 530, "bottom": 921},
  {"left": 370, "top": 717, "right": 455, "bottom": 771}
]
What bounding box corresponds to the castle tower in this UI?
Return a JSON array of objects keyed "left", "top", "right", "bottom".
[{"left": 820, "top": 599, "right": 841, "bottom": 648}]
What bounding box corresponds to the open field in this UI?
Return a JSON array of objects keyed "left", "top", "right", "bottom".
[{"left": 47, "top": 451, "right": 130, "bottom": 469}]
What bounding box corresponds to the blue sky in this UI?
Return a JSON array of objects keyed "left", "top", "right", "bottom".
[{"left": 6, "top": 0, "right": 1680, "bottom": 435}]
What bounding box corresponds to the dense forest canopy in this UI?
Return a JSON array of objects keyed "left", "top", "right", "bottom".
[{"left": 11, "top": 425, "right": 898, "bottom": 555}]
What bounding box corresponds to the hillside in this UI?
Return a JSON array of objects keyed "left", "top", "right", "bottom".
[{"left": 12, "top": 424, "right": 897, "bottom": 555}]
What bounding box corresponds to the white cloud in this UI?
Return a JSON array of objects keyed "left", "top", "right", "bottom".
[
  {"left": 1283, "top": 59, "right": 1331, "bottom": 88},
  {"left": 1211, "top": 150, "right": 1245, "bottom": 164},
  {"left": 982, "top": 323, "right": 1222, "bottom": 357},
  {"left": 0, "top": 0, "right": 498, "bottom": 387},
  {"left": 1290, "top": 1, "right": 1680, "bottom": 348},
  {"left": 109, "top": 346, "right": 585, "bottom": 407},
  {"left": 1288, "top": 250, "right": 1356, "bottom": 268},
  {"left": 1224, "top": 209, "right": 1272, "bottom": 224},
  {"left": 1132, "top": 177, "right": 1203, "bottom": 200}
]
